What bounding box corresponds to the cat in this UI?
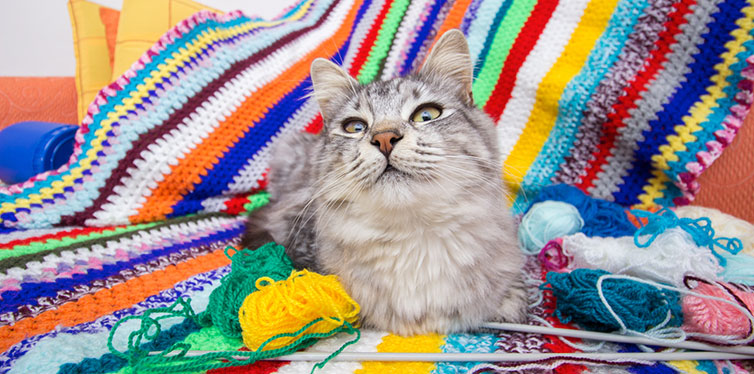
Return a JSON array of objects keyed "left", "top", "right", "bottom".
[{"left": 241, "top": 29, "right": 527, "bottom": 335}]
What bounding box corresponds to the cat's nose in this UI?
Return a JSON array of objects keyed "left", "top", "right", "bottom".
[{"left": 370, "top": 131, "right": 402, "bottom": 157}]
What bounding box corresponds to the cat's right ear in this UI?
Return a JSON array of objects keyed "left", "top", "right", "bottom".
[
  {"left": 419, "top": 29, "right": 474, "bottom": 105},
  {"left": 310, "top": 58, "right": 359, "bottom": 121}
]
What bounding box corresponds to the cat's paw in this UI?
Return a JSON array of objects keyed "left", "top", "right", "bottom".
[{"left": 494, "top": 281, "right": 528, "bottom": 323}]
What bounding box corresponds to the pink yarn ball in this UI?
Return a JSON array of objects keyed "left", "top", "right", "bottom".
[{"left": 682, "top": 282, "right": 754, "bottom": 338}]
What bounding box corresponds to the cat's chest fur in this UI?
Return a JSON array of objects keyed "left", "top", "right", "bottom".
[{"left": 315, "top": 189, "right": 511, "bottom": 334}]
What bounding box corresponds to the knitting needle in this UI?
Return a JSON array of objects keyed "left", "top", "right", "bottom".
[
  {"left": 171, "top": 350, "right": 754, "bottom": 362},
  {"left": 482, "top": 322, "right": 754, "bottom": 356}
]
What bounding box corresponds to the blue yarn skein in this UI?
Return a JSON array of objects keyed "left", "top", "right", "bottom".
[
  {"left": 542, "top": 269, "right": 683, "bottom": 333},
  {"left": 518, "top": 201, "right": 584, "bottom": 254},
  {"left": 524, "top": 184, "right": 636, "bottom": 238}
]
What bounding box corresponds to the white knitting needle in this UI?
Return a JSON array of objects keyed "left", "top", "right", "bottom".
[
  {"left": 482, "top": 322, "right": 754, "bottom": 355},
  {"left": 172, "top": 350, "right": 754, "bottom": 362},
  {"left": 151, "top": 322, "right": 754, "bottom": 362}
]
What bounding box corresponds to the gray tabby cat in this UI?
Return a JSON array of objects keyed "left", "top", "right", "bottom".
[{"left": 242, "top": 30, "right": 526, "bottom": 335}]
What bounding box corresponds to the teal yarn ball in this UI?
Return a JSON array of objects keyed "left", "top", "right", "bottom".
[
  {"left": 198, "top": 242, "right": 295, "bottom": 338},
  {"left": 518, "top": 201, "right": 584, "bottom": 254},
  {"left": 543, "top": 269, "right": 683, "bottom": 333}
]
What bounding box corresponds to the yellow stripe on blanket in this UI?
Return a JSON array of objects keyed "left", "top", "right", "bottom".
[
  {"left": 503, "top": 0, "right": 619, "bottom": 192},
  {"left": 667, "top": 360, "right": 709, "bottom": 374},
  {"left": 356, "top": 333, "right": 445, "bottom": 374}
]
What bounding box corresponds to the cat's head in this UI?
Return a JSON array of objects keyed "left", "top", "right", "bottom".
[{"left": 309, "top": 30, "right": 502, "bottom": 206}]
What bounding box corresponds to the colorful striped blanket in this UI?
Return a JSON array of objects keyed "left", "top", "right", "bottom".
[{"left": 1, "top": 0, "right": 753, "bottom": 372}]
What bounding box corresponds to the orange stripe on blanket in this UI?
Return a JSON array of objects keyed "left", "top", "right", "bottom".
[
  {"left": 433, "top": 0, "right": 473, "bottom": 44},
  {"left": 0, "top": 248, "right": 230, "bottom": 353},
  {"left": 130, "top": 2, "right": 361, "bottom": 223}
]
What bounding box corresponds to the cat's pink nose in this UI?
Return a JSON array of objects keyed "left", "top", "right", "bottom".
[{"left": 371, "top": 131, "right": 402, "bottom": 157}]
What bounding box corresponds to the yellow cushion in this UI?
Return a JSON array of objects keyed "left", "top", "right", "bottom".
[
  {"left": 111, "top": 0, "right": 222, "bottom": 80},
  {"left": 67, "top": 0, "right": 119, "bottom": 122}
]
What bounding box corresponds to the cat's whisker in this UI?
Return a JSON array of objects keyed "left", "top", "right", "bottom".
[
  {"left": 286, "top": 163, "right": 356, "bottom": 242},
  {"left": 431, "top": 168, "right": 507, "bottom": 200},
  {"left": 318, "top": 181, "right": 364, "bottom": 231},
  {"left": 302, "top": 159, "right": 376, "bottom": 234}
]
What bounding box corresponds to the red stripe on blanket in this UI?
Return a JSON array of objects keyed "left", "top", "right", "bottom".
[
  {"left": 206, "top": 359, "right": 288, "bottom": 373},
  {"left": 0, "top": 225, "right": 121, "bottom": 250}
]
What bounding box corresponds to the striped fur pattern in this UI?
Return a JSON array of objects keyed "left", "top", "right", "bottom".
[{"left": 1, "top": 0, "right": 754, "bottom": 372}]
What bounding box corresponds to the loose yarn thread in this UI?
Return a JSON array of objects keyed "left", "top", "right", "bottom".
[
  {"left": 674, "top": 206, "right": 754, "bottom": 285},
  {"left": 518, "top": 201, "right": 584, "bottom": 254},
  {"left": 523, "top": 184, "right": 637, "bottom": 238},
  {"left": 631, "top": 208, "right": 743, "bottom": 266},
  {"left": 674, "top": 206, "right": 754, "bottom": 257},
  {"left": 542, "top": 269, "right": 683, "bottom": 333},
  {"left": 239, "top": 269, "right": 361, "bottom": 351}
]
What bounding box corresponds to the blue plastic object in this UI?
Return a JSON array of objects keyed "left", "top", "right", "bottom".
[{"left": 0, "top": 121, "right": 78, "bottom": 185}]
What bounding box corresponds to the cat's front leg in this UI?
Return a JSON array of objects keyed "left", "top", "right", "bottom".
[{"left": 493, "top": 277, "right": 529, "bottom": 324}]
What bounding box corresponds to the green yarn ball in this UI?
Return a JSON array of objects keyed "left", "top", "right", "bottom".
[{"left": 199, "top": 242, "right": 295, "bottom": 338}]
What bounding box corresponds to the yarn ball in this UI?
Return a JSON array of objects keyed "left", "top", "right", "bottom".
[
  {"left": 682, "top": 281, "right": 754, "bottom": 338},
  {"left": 518, "top": 201, "right": 584, "bottom": 254},
  {"left": 239, "top": 269, "right": 360, "bottom": 351},
  {"left": 525, "top": 184, "right": 636, "bottom": 238},
  {"left": 543, "top": 269, "right": 683, "bottom": 332},
  {"left": 199, "top": 243, "right": 295, "bottom": 338}
]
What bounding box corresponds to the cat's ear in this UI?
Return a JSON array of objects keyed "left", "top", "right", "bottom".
[
  {"left": 310, "top": 58, "right": 359, "bottom": 121},
  {"left": 420, "top": 29, "right": 474, "bottom": 104}
]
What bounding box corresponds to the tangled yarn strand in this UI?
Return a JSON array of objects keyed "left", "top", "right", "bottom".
[
  {"left": 107, "top": 297, "right": 197, "bottom": 364},
  {"left": 631, "top": 208, "right": 743, "bottom": 265}
]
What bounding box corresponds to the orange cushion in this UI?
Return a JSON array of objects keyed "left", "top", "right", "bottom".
[
  {"left": 0, "top": 77, "right": 78, "bottom": 131},
  {"left": 695, "top": 107, "right": 754, "bottom": 223}
]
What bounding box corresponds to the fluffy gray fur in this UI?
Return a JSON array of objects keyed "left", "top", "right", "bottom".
[{"left": 242, "top": 30, "right": 526, "bottom": 335}]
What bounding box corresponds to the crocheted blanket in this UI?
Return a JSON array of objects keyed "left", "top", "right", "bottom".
[{"left": 1, "top": 0, "right": 753, "bottom": 372}]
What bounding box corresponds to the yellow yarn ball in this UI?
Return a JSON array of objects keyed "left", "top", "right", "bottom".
[{"left": 238, "top": 269, "right": 360, "bottom": 351}]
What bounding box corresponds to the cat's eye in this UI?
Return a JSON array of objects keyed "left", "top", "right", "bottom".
[
  {"left": 411, "top": 105, "right": 442, "bottom": 123},
  {"left": 343, "top": 120, "right": 367, "bottom": 134}
]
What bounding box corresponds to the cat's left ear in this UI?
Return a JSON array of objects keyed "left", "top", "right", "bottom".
[
  {"left": 310, "top": 58, "right": 360, "bottom": 121},
  {"left": 419, "top": 29, "right": 474, "bottom": 105}
]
